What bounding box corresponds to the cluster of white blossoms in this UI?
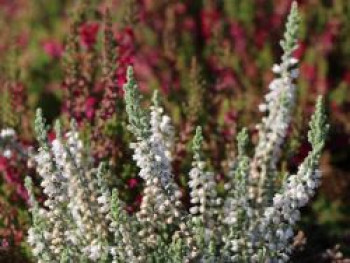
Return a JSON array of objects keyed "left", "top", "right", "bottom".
[
  {"left": 125, "top": 71, "right": 193, "bottom": 256},
  {"left": 189, "top": 126, "right": 220, "bottom": 228},
  {"left": 257, "top": 96, "right": 329, "bottom": 261},
  {"left": 221, "top": 128, "right": 255, "bottom": 261},
  {"left": 25, "top": 2, "right": 329, "bottom": 262},
  {"left": 0, "top": 128, "right": 16, "bottom": 158},
  {"left": 251, "top": 1, "right": 301, "bottom": 207},
  {"left": 0, "top": 128, "right": 23, "bottom": 158},
  {"left": 26, "top": 111, "right": 110, "bottom": 262}
]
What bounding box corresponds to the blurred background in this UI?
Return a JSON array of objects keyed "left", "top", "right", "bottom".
[{"left": 0, "top": 0, "right": 349, "bottom": 262}]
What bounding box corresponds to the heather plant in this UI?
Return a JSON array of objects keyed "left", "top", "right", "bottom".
[{"left": 24, "top": 3, "right": 330, "bottom": 262}]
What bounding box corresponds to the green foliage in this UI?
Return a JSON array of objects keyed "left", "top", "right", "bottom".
[
  {"left": 280, "top": 2, "right": 301, "bottom": 62},
  {"left": 34, "top": 108, "right": 49, "bottom": 149},
  {"left": 192, "top": 126, "right": 204, "bottom": 153},
  {"left": 308, "top": 97, "right": 329, "bottom": 150},
  {"left": 123, "top": 66, "right": 150, "bottom": 139}
]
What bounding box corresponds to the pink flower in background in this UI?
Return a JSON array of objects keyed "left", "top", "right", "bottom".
[
  {"left": 42, "top": 39, "right": 63, "bottom": 59},
  {"left": 316, "top": 77, "right": 329, "bottom": 93},
  {"left": 230, "top": 22, "right": 246, "bottom": 53},
  {"left": 133, "top": 54, "right": 155, "bottom": 91},
  {"left": 319, "top": 31, "right": 335, "bottom": 54},
  {"left": 269, "top": 13, "right": 283, "bottom": 29},
  {"left": 254, "top": 28, "right": 268, "bottom": 50},
  {"left": 0, "top": 157, "right": 19, "bottom": 185},
  {"left": 159, "top": 73, "right": 180, "bottom": 94},
  {"left": 126, "top": 194, "right": 142, "bottom": 214},
  {"left": 9, "top": 82, "right": 27, "bottom": 114},
  {"left": 0, "top": 156, "right": 7, "bottom": 171},
  {"left": 0, "top": 156, "right": 28, "bottom": 201},
  {"left": 215, "top": 70, "right": 237, "bottom": 91},
  {"left": 330, "top": 101, "right": 341, "bottom": 114},
  {"left": 224, "top": 111, "right": 237, "bottom": 124},
  {"left": 16, "top": 31, "right": 29, "bottom": 48},
  {"left": 0, "top": 0, "right": 19, "bottom": 16},
  {"left": 85, "top": 97, "right": 97, "bottom": 121},
  {"left": 174, "top": 3, "right": 186, "bottom": 15},
  {"left": 221, "top": 128, "right": 236, "bottom": 141},
  {"left": 1, "top": 239, "right": 9, "bottom": 249},
  {"left": 216, "top": 173, "right": 225, "bottom": 182},
  {"left": 127, "top": 178, "right": 139, "bottom": 189},
  {"left": 47, "top": 131, "right": 56, "bottom": 143},
  {"left": 135, "top": 194, "right": 142, "bottom": 206},
  {"left": 200, "top": 8, "right": 220, "bottom": 39},
  {"left": 207, "top": 55, "right": 221, "bottom": 73},
  {"left": 126, "top": 205, "right": 134, "bottom": 214},
  {"left": 116, "top": 27, "right": 135, "bottom": 88},
  {"left": 293, "top": 41, "right": 306, "bottom": 59},
  {"left": 318, "top": 19, "right": 340, "bottom": 55},
  {"left": 245, "top": 60, "right": 258, "bottom": 79},
  {"left": 80, "top": 22, "right": 99, "bottom": 49},
  {"left": 300, "top": 63, "right": 316, "bottom": 82},
  {"left": 182, "top": 17, "right": 195, "bottom": 32}
]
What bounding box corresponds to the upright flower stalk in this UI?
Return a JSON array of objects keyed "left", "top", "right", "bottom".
[
  {"left": 124, "top": 67, "right": 183, "bottom": 249},
  {"left": 222, "top": 128, "right": 253, "bottom": 261},
  {"left": 251, "top": 2, "right": 301, "bottom": 207},
  {"left": 189, "top": 126, "right": 218, "bottom": 223},
  {"left": 258, "top": 97, "right": 329, "bottom": 261},
  {"left": 26, "top": 110, "right": 110, "bottom": 261}
]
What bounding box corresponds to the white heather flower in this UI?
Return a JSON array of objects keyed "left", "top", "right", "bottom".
[
  {"left": 27, "top": 114, "right": 111, "bottom": 261},
  {"left": 125, "top": 89, "right": 183, "bottom": 251},
  {"left": 258, "top": 103, "right": 267, "bottom": 112},
  {"left": 32, "top": 242, "right": 45, "bottom": 256},
  {"left": 25, "top": 5, "right": 328, "bottom": 262},
  {"left": 251, "top": 45, "right": 299, "bottom": 207},
  {"left": 189, "top": 127, "right": 218, "bottom": 224},
  {"left": 3, "top": 149, "right": 12, "bottom": 158},
  {"left": 85, "top": 243, "right": 106, "bottom": 261},
  {"left": 289, "top": 57, "right": 299, "bottom": 65},
  {"left": 0, "top": 128, "right": 16, "bottom": 138},
  {"left": 0, "top": 128, "right": 28, "bottom": 160},
  {"left": 272, "top": 64, "right": 282, "bottom": 74}
]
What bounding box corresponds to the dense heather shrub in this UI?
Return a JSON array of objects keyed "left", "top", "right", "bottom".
[{"left": 15, "top": 3, "right": 329, "bottom": 262}]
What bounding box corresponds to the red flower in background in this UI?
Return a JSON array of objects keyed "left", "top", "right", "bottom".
[
  {"left": 300, "top": 63, "right": 316, "bottom": 82},
  {"left": 291, "top": 142, "right": 312, "bottom": 167},
  {"left": 85, "top": 97, "right": 97, "bottom": 121},
  {"left": 0, "top": 156, "right": 28, "bottom": 201},
  {"left": 0, "top": 156, "right": 7, "bottom": 171},
  {"left": 135, "top": 194, "right": 143, "bottom": 206},
  {"left": 174, "top": 3, "right": 186, "bottom": 15},
  {"left": 293, "top": 41, "right": 306, "bottom": 59},
  {"left": 230, "top": 22, "right": 246, "bottom": 53},
  {"left": 126, "top": 205, "right": 134, "bottom": 214},
  {"left": 254, "top": 28, "right": 268, "bottom": 50},
  {"left": 116, "top": 26, "right": 135, "bottom": 88},
  {"left": 318, "top": 19, "right": 340, "bottom": 55},
  {"left": 79, "top": 22, "right": 99, "bottom": 49},
  {"left": 215, "top": 69, "right": 237, "bottom": 91},
  {"left": 182, "top": 17, "right": 195, "bottom": 32},
  {"left": 1, "top": 239, "right": 9, "bottom": 249},
  {"left": 16, "top": 31, "right": 29, "bottom": 49},
  {"left": 42, "top": 39, "right": 63, "bottom": 59},
  {"left": 127, "top": 178, "right": 139, "bottom": 189},
  {"left": 47, "top": 130, "right": 56, "bottom": 143},
  {"left": 200, "top": 8, "right": 220, "bottom": 40}
]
